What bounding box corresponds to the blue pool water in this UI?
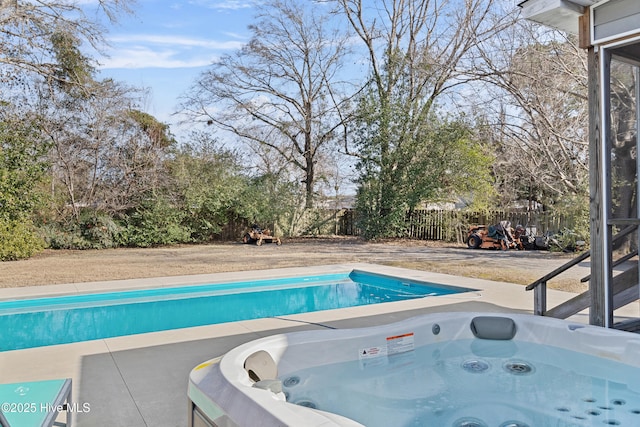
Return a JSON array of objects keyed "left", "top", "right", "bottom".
[{"left": 0, "top": 271, "right": 473, "bottom": 351}]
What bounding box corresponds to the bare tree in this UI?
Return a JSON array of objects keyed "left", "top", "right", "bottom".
[
  {"left": 40, "top": 80, "right": 174, "bottom": 219},
  {"left": 179, "top": 0, "right": 352, "bottom": 208},
  {"left": 472, "top": 20, "right": 589, "bottom": 210},
  {"left": 333, "top": 0, "right": 514, "bottom": 236}
]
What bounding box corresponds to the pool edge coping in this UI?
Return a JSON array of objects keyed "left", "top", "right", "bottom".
[{"left": 0, "top": 263, "right": 493, "bottom": 302}]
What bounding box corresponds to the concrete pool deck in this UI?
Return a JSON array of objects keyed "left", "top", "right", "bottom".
[{"left": 0, "top": 263, "right": 638, "bottom": 427}]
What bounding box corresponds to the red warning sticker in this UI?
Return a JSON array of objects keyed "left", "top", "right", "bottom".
[{"left": 386, "top": 332, "right": 415, "bottom": 355}]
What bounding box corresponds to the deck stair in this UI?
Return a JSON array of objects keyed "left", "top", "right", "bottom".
[{"left": 526, "top": 225, "right": 640, "bottom": 331}]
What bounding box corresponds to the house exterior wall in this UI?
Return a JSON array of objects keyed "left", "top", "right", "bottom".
[{"left": 592, "top": 0, "right": 640, "bottom": 44}]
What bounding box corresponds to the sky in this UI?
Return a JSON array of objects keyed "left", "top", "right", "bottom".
[{"left": 95, "top": 0, "right": 257, "bottom": 133}]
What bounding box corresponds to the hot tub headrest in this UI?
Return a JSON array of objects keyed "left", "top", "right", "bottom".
[
  {"left": 244, "top": 350, "right": 278, "bottom": 382},
  {"left": 470, "top": 316, "right": 517, "bottom": 340}
]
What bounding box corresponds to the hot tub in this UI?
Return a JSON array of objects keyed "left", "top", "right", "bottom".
[{"left": 187, "top": 312, "right": 640, "bottom": 427}]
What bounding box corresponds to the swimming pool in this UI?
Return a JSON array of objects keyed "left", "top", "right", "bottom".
[
  {"left": 0, "top": 270, "right": 474, "bottom": 351},
  {"left": 188, "top": 312, "right": 640, "bottom": 427}
]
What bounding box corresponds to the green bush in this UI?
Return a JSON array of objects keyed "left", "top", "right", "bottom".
[
  {"left": 0, "top": 218, "right": 44, "bottom": 260},
  {"left": 39, "top": 224, "right": 89, "bottom": 249},
  {"left": 551, "top": 227, "right": 588, "bottom": 253},
  {"left": 79, "top": 213, "right": 121, "bottom": 248},
  {"left": 550, "top": 194, "right": 589, "bottom": 252},
  {"left": 39, "top": 213, "right": 122, "bottom": 250},
  {"left": 119, "top": 197, "right": 191, "bottom": 247}
]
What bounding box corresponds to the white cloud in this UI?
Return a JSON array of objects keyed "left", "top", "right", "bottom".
[
  {"left": 108, "top": 34, "right": 244, "bottom": 50},
  {"left": 221, "top": 31, "right": 249, "bottom": 40},
  {"left": 99, "top": 46, "right": 218, "bottom": 69},
  {"left": 100, "top": 34, "right": 245, "bottom": 69},
  {"left": 193, "top": 0, "right": 259, "bottom": 10}
]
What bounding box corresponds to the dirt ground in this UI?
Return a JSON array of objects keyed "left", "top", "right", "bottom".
[{"left": 0, "top": 237, "right": 590, "bottom": 293}]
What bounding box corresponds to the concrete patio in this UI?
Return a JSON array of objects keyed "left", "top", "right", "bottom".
[{"left": 0, "top": 263, "right": 638, "bottom": 427}]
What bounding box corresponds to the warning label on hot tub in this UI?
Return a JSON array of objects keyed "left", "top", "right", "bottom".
[
  {"left": 358, "top": 346, "right": 387, "bottom": 360},
  {"left": 358, "top": 332, "right": 414, "bottom": 362},
  {"left": 386, "top": 332, "right": 414, "bottom": 355}
]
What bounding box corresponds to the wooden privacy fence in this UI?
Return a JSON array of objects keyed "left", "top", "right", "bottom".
[
  {"left": 295, "top": 209, "right": 572, "bottom": 242},
  {"left": 405, "top": 209, "right": 572, "bottom": 243},
  {"left": 217, "top": 209, "right": 573, "bottom": 242}
]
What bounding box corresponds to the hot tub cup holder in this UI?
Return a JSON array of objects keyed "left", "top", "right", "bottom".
[{"left": 252, "top": 379, "right": 283, "bottom": 394}]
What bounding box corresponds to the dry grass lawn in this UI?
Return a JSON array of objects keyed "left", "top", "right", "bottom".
[{"left": 0, "top": 237, "right": 588, "bottom": 292}]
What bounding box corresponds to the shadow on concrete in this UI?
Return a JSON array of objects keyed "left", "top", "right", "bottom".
[{"left": 76, "top": 301, "right": 527, "bottom": 427}]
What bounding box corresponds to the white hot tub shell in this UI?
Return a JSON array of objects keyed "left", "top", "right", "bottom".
[{"left": 187, "top": 312, "right": 640, "bottom": 427}]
